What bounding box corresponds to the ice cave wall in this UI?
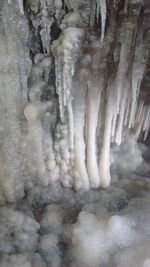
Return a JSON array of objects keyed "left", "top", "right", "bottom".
[{"left": 0, "top": 0, "right": 150, "bottom": 203}]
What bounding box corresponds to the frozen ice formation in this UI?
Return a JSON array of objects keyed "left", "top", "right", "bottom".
[
  {"left": 0, "top": 0, "right": 149, "bottom": 203},
  {"left": 27, "top": 0, "right": 150, "bottom": 192},
  {"left": 4, "top": 1, "right": 150, "bottom": 266}
]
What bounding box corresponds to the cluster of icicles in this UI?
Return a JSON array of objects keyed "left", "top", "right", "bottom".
[{"left": 25, "top": 0, "right": 150, "bottom": 191}]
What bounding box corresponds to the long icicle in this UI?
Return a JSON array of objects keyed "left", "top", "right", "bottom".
[
  {"left": 99, "top": 84, "right": 114, "bottom": 188},
  {"left": 86, "top": 86, "right": 101, "bottom": 188},
  {"left": 129, "top": 38, "right": 145, "bottom": 129},
  {"left": 115, "top": 81, "right": 128, "bottom": 145},
  {"left": 97, "top": 0, "right": 107, "bottom": 43}
]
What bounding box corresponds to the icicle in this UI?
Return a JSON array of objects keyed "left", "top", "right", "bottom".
[
  {"left": 40, "top": 0, "right": 52, "bottom": 53},
  {"left": 116, "top": 44, "right": 128, "bottom": 115},
  {"left": 17, "top": 0, "right": 24, "bottom": 14},
  {"left": 99, "top": 85, "right": 114, "bottom": 188},
  {"left": 56, "top": 55, "right": 65, "bottom": 121},
  {"left": 97, "top": 0, "right": 107, "bottom": 43},
  {"left": 63, "top": 51, "right": 73, "bottom": 107},
  {"left": 96, "top": 92, "right": 103, "bottom": 138},
  {"left": 86, "top": 86, "right": 101, "bottom": 188},
  {"left": 62, "top": 64, "right": 67, "bottom": 107},
  {"left": 124, "top": 96, "right": 131, "bottom": 126},
  {"left": 115, "top": 82, "right": 128, "bottom": 145},
  {"left": 100, "top": 0, "right": 107, "bottom": 43},
  {"left": 72, "top": 67, "right": 90, "bottom": 191},
  {"left": 135, "top": 101, "right": 144, "bottom": 123},
  {"left": 111, "top": 44, "right": 128, "bottom": 140},
  {"left": 111, "top": 108, "right": 118, "bottom": 142},
  {"left": 129, "top": 40, "right": 145, "bottom": 129},
  {"left": 52, "top": 25, "right": 84, "bottom": 148},
  {"left": 142, "top": 106, "right": 150, "bottom": 140},
  {"left": 67, "top": 100, "right": 74, "bottom": 150},
  {"left": 137, "top": 105, "right": 150, "bottom": 141},
  {"left": 144, "top": 106, "right": 150, "bottom": 140},
  {"left": 112, "top": 13, "right": 141, "bottom": 138},
  {"left": 90, "top": 0, "right": 97, "bottom": 28},
  {"left": 96, "top": 0, "right": 100, "bottom": 24},
  {"left": 135, "top": 105, "right": 146, "bottom": 139}
]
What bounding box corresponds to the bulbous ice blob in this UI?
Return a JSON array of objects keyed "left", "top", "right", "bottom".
[
  {"left": 39, "top": 233, "right": 61, "bottom": 267},
  {"left": 40, "top": 204, "right": 63, "bottom": 234}
]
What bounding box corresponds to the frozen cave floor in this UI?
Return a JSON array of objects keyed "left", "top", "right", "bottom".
[
  {"left": 1, "top": 174, "right": 150, "bottom": 267},
  {"left": 24, "top": 174, "right": 150, "bottom": 218}
]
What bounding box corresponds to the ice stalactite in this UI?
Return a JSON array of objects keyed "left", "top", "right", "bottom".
[
  {"left": 90, "top": 0, "right": 107, "bottom": 42},
  {"left": 111, "top": 43, "right": 130, "bottom": 142},
  {"left": 40, "top": 0, "right": 53, "bottom": 54},
  {"left": 115, "top": 80, "right": 128, "bottom": 145},
  {"left": 62, "top": 27, "right": 85, "bottom": 149},
  {"left": 135, "top": 104, "right": 147, "bottom": 140},
  {"left": 143, "top": 106, "right": 150, "bottom": 140},
  {"left": 72, "top": 67, "right": 90, "bottom": 191},
  {"left": 111, "top": 7, "right": 142, "bottom": 144},
  {"left": 97, "top": 0, "right": 107, "bottom": 43},
  {"left": 85, "top": 47, "right": 104, "bottom": 188},
  {"left": 29, "top": 0, "right": 64, "bottom": 55},
  {"left": 17, "top": 0, "right": 24, "bottom": 14},
  {"left": 87, "top": 14, "right": 117, "bottom": 188},
  {"left": 129, "top": 31, "right": 146, "bottom": 129},
  {"left": 67, "top": 100, "right": 74, "bottom": 150},
  {"left": 90, "top": 0, "right": 97, "bottom": 28},
  {"left": 52, "top": 13, "right": 85, "bottom": 149},
  {"left": 52, "top": 49, "right": 64, "bottom": 121},
  {"left": 124, "top": 95, "right": 131, "bottom": 127},
  {"left": 135, "top": 104, "right": 150, "bottom": 141},
  {"left": 86, "top": 84, "right": 101, "bottom": 188},
  {"left": 136, "top": 101, "right": 144, "bottom": 124},
  {"left": 99, "top": 85, "right": 114, "bottom": 188}
]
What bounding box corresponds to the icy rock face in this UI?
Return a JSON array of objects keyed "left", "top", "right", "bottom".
[
  {"left": 0, "top": 0, "right": 150, "bottom": 204},
  {"left": 0, "top": 0, "right": 31, "bottom": 203}
]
